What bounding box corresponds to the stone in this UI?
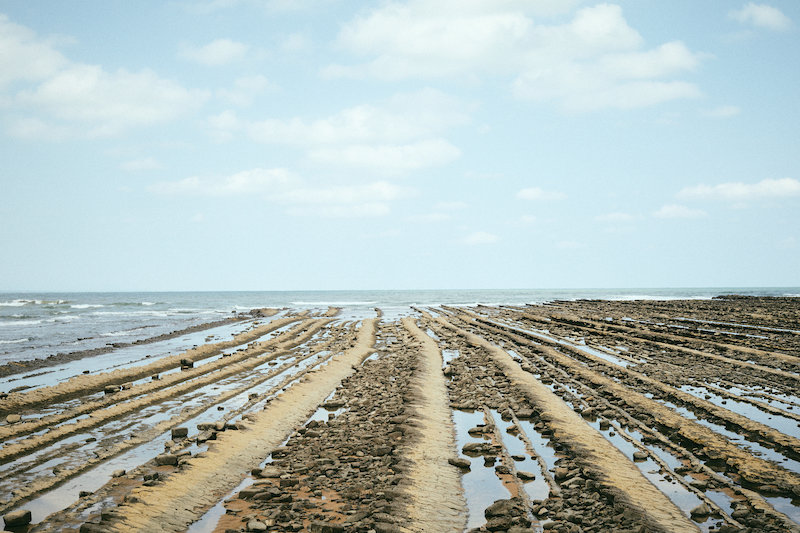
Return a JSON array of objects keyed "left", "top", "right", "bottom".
[
  {"left": 448, "top": 458, "right": 471, "bottom": 470},
  {"left": 3, "top": 509, "right": 32, "bottom": 527},
  {"left": 171, "top": 427, "right": 189, "bottom": 439},
  {"left": 517, "top": 470, "right": 536, "bottom": 480},
  {"left": 374, "top": 446, "right": 392, "bottom": 456},
  {"left": 111, "top": 469, "right": 126, "bottom": 477},
  {"left": 690, "top": 503, "right": 710, "bottom": 517},
  {"left": 104, "top": 385, "right": 119, "bottom": 394},
  {"left": 632, "top": 451, "right": 648, "bottom": 461},
  {"left": 309, "top": 522, "right": 345, "bottom": 533},
  {"left": 494, "top": 464, "right": 511, "bottom": 474},
  {"left": 486, "top": 516, "right": 515, "bottom": 531},
  {"left": 554, "top": 467, "right": 570, "bottom": 480},
  {"left": 247, "top": 519, "right": 268, "bottom": 532},
  {"left": 196, "top": 430, "right": 215, "bottom": 443},
  {"left": 155, "top": 453, "right": 178, "bottom": 466},
  {"left": 5, "top": 414, "right": 20, "bottom": 424},
  {"left": 485, "top": 499, "right": 518, "bottom": 518}
]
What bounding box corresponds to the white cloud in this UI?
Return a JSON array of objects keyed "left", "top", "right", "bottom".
[
  {"left": 1, "top": 16, "right": 208, "bottom": 139},
  {"left": 248, "top": 88, "right": 469, "bottom": 145},
  {"left": 206, "top": 110, "right": 241, "bottom": 142},
  {"left": 277, "top": 181, "right": 413, "bottom": 218},
  {"left": 149, "top": 168, "right": 411, "bottom": 217},
  {"left": 149, "top": 168, "right": 296, "bottom": 196},
  {"left": 243, "top": 89, "right": 468, "bottom": 173},
  {"left": 462, "top": 231, "right": 499, "bottom": 245},
  {"left": 281, "top": 33, "right": 312, "bottom": 53},
  {"left": 308, "top": 139, "right": 460, "bottom": 172},
  {"left": 217, "top": 75, "right": 272, "bottom": 106},
  {"left": 0, "top": 14, "right": 67, "bottom": 88},
  {"left": 121, "top": 157, "right": 161, "bottom": 172},
  {"left": 13, "top": 65, "right": 208, "bottom": 137},
  {"left": 326, "top": 3, "right": 702, "bottom": 111},
  {"left": 516, "top": 187, "right": 566, "bottom": 201},
  {"left": 595, "top": 212, "right": 635, "bottom": 222},
  {"left": 179, "top": 38, "right": 250, "bottom": 66},
  {"left": 677, "top": 178, "right": 800, "bottom": 201},
  {"left": 653, "top": 204, "right": 707, "bottom": 219},
  {"left": 730, "top": 3, "right": 792, "bottom": 31},
  {"left": 704, "top": 105, "right": 741, "bottom": 118}
]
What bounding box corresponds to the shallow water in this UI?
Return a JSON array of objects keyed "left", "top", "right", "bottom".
[{"left": 452, "top": 409, "right": 510, "bottom": 530}]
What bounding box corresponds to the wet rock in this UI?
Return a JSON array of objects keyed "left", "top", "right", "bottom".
[
  {"left": 495, "top": 464, "right": 511, "bottom": 474},
  {"left": 171, "top": 427, "right": 189, "bottom": 439},
  {"left": 463, "top": 442, "right": 498, "bottom": 456},
  {"left": 79, "top": 523, "right": 106, "bottom": 533},
  {"left": 632, "top": 451, "right": 648, "bottom": 461},
  {"left": 104, "top": 385, "right": 120, "bottom": 394},
  {"left": 5, "top": 414, "right": 20, "bottom": 424},
  {"left": 517, "top": 470, "right": 536, "bottom": 480},
  {"left": 3, "top": 509, "right": 32, "bottom": 527},
  {"left": 485, "top": 498, "right": 519, "bottom": 518},
  {"left": 690, "top": 503, "right": 710, "bottom": 517},
  {"left": 155, "top": 453, "right": 178, "bottom": 466},
  {"left": 448, "top": 457, "right": 471, "bottom": 470},
  {"left": 486, "top": 516, "right": 515, "bottom": 531}
]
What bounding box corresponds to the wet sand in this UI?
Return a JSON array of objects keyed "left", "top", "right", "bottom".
[{"left": 1, "top": 296, "right": 799, "bottom": 533}]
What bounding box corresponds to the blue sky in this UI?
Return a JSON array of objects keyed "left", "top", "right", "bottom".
[{"left": 1, "top": 1, "right": 798, "bottom": 291}]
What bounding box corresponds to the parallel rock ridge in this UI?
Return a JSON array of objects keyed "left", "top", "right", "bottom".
[{"left": 0, "top": 296, "right": 797, "bottom": 533}]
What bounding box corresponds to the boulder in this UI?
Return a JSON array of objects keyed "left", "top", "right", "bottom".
[
  {"left": 3, "top": 509, "right": 32, "bottom": 527},
  {"left": 171, "top": 427, "right": 189, "bottom": 439},
  {"left": 485, "top": 498, "right": 519, "bottom": 518},
  {"left": 155, "top": 453, "right": 178, "bottom": 466},
  {"left": 690, "top": 503, "right": 710, "bottom": 517},
  {"left": 5, "top": 414, "right": 20, "bottom": 424}
]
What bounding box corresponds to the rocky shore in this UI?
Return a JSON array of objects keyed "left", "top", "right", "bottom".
[{"left": 0, "top": 297, "right": 798, "bottom": 533}]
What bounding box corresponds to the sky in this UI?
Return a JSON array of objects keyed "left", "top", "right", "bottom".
[{"left": 0, "top": 1, "right": 798, "bottom": 291}]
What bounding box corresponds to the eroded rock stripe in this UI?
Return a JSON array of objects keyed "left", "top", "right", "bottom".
[
  {"left": 438, "top": 317, "right": 700, "bottom": 533},
  {"left": 0, "top": 315, "right": 305, "bottom": 418},
  {"left": 102, "top": 318, "right": 377, "bottom": 533},
  {"left": 401, "top": 317, "right": 467, "bottom": 533}
]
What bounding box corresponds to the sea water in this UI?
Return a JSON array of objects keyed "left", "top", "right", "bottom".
[{"left": 1, "top": 288, "right": 797, "bottom": 365}]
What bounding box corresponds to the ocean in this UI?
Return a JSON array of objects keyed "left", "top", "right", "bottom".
[{"left": 1, "top": 288, "right": 798, "bottom": 364}]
